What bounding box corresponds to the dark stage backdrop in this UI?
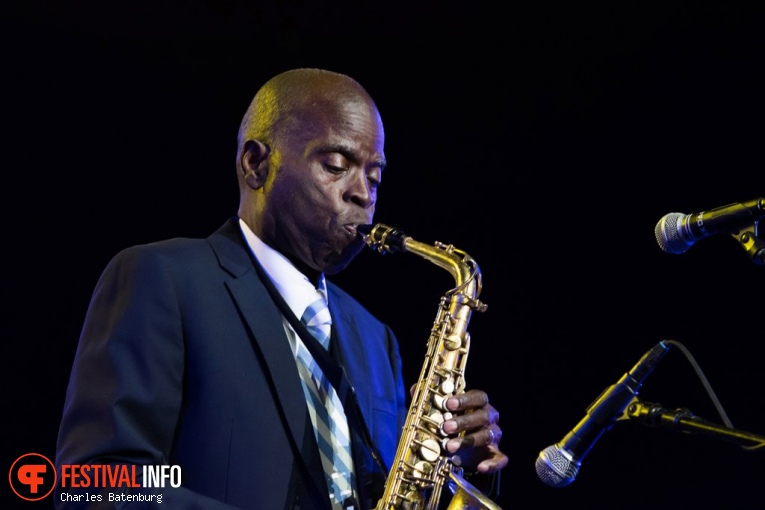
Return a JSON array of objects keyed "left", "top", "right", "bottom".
[{"left": 3, "top": 2, "right": 763, "bottom": 509}]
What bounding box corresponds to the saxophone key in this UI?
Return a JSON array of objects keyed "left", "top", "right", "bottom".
[
  {"left": 425, "top": 410, "right": 444, "bottom": 430},
  {"left": 416, "top": 437, "right": 441, "bottom": 462},
  {"left": 411, "top": 460, "right": 434, "bottom": 480},
  {"left": 432, "top": 392, "right": 444, "bottom": 411}
]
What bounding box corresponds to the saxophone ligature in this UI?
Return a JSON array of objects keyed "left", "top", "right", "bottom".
[{"left": 357, "top": 224, "right": 502, "bottom": 510}]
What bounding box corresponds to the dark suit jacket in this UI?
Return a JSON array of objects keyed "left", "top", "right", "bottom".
[{"left": 55, "top": 217, "right": 408, "bottom": 509}]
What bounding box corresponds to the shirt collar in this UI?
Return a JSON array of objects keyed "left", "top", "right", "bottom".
[{"left": 238, "top": 218, "right": 329, "bottom": 321}]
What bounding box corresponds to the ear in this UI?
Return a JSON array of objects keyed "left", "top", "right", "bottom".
[{"left": 241, "top": 140, "right": 270, "bottom": 190}]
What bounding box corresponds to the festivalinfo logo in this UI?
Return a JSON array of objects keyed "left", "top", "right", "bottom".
[{"left": 9, "top": 452, "right": 181, "bottom": 504}]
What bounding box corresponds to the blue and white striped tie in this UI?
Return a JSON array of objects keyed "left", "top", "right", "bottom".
[
  {"left": 301, "top": 298, "right": 332, "bottom": 349},
  {"left": 297, "top": 298, "right": 356, "bottom": 508}
]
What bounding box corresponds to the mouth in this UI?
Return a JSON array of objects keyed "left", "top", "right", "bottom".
[
  {"left": 343, "top": 224, "right": 358, "bottom": 238},
  {"left": 344, "top": 223, "right": 372, "bottom": 238}
]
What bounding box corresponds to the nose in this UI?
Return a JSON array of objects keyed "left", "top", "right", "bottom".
[{"left": 344, "top": 170, "right": 376, "bottom": 209}]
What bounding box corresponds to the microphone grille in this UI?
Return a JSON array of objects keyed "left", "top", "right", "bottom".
[
  {"left": 535, "top": 445, "right": 579, "bottom": 488},
  {"left": 655, "top": 212, "right": 690, "bottom": 254}
]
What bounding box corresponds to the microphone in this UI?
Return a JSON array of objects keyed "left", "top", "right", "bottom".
[
  {"left": 654, "top": 197, "right": 764, "bottom": 254},
  {"left": 535, "top": 341, "right": 671, "bottom": 488}
]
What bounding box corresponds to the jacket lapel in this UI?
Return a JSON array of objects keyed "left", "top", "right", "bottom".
[
  {"left": 207, "top": 218, "right": 327, "bottom": 500},
  {"left": 327, "top": 294, "right": 377, "bottom": 442}
]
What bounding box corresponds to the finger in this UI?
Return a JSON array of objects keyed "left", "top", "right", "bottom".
[
  {"left": 444, "top": 425, "right": 501, "bottom": 453},
  {"left": 486, "top": 426, "right": 498, "bottom": 446},
  {"left": 445, "top": 390, "right": 489, "bottom": 412},
  {"left": 476, "top": 447, "right": 510, "bottom": 473},
  {"left": 442, "top": 408, "right": 491, "bottom": 435},
  {"left": 446, "top": 434, "right": 470, "bottom": 453}
]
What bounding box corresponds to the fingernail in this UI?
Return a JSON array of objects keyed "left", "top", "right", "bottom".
[{"left": 442, "top": 420, "right": 457, "bottom": 434}]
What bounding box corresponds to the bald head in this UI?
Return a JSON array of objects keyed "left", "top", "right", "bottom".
[{"left": 236, "top": 68, "right": 380, "bottom": 165}]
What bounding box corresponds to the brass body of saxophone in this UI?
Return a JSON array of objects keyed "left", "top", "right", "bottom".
[{"left": 357, "top": 224, "right": 502, "bottom": 510}]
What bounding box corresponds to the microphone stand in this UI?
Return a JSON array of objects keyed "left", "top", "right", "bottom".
[
  {"left": 731, "top": 220, "right": 764, "bottom": 265},
  {"left": 626, "top": 399, "right": 765, "bottom": 448}
]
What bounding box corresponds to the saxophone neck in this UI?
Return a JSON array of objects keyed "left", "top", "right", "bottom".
[{"left": 359, "top": 223, "right": 487, "bottom": 312}]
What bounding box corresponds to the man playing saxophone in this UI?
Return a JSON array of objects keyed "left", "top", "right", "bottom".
[{"left": 55, "top": 68, "right": 509, "bottom": 509}]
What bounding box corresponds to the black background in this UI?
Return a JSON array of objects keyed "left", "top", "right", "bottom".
[{"left": 2, "top": 1, "right": 763, "bottom": 508}]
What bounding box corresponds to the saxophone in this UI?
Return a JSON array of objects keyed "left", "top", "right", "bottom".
[{"left": 357, "top": 224, "right": 503, "bottom": 510}]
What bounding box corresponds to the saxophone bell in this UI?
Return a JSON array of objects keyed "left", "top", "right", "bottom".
[{"left": 447, "top": 471, "right": 503, "bottom": 510}]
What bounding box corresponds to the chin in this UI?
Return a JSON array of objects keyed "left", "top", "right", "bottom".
[
  {"left": 323, "top": 256, "right": 354, "bottom": 275},
  {"left": 323, "top": 243, "right": 364, "bottom": 275}
]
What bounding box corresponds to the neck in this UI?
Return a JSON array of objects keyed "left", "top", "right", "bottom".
[
  {"left": 293, "top": 261, "right": 322, "bottom": 288},
  {"left": 238, "top": 215, "right": 323, "bottom": 287}
]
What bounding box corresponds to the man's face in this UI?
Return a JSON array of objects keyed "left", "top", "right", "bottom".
[{"left": 262, "top": 96, "right": 386, "bottom": 275}]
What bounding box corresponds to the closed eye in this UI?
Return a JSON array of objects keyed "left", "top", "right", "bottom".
[{"left": 324, "top": 164, "right": 347, "bottom": 174}]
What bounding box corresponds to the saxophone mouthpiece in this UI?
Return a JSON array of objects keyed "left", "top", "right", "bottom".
[
  {"left": 356, "top": 224, "right": 374, "bottom": 236},
  {"left": 357, "top": 223, "right": 408, "bottom": 254}
]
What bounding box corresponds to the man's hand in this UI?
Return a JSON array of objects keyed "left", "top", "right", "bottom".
[{"left": 441, "top": 389, "right": 509, "bottom": 474}]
